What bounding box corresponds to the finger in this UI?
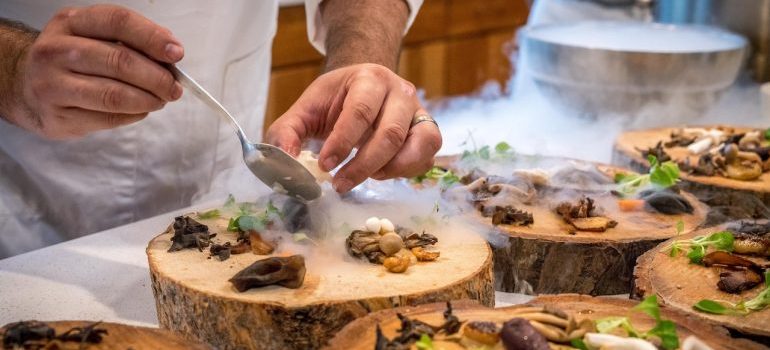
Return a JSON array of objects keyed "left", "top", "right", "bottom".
[
  {"left": 265, "top": 113, "right": 309, "bottom": 157},
  {"left": 66, "top": 5, "right": 184, "bottom": 63},
  {"left": 372, "top": 114, "right": 442, "bottom": 179},
  {"left": 53, "top": 74, "right": 165, "bottom": 114},
  {"left": 333, "top": 90, "right": 416, "bottom": 192},
  {"left": 57, "top": 37, "right": 182, "bottom": 101},
  {"left": 58, "top": 107, "right": 148, "bottom": 134},
  {"left": 318, "top": 77, "right": 387, "bottom": 172}
]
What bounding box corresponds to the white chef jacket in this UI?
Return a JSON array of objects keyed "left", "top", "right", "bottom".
[{"left": 0, "top": 0, "right": 422, "bottom": 258}]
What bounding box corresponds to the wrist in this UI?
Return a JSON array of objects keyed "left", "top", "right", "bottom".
[{"left": 0, "top": 19, "right": 38, "bottom": 127}]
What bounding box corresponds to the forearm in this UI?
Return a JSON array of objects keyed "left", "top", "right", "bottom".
[
  {"left": 321, "top": 0, "right": 409, "bottom": 72},
  {"left": 0, "top": 18, "right": 38, "bottom": 124}
]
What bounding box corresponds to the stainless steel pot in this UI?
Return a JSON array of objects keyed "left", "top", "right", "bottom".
[{"left": 520, "top": 21, "right": 747, "bottom": 118}]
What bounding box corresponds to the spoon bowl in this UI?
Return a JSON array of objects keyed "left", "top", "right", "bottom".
[{"left": 170, "top": 66, "right": 322, "bottom": 201}]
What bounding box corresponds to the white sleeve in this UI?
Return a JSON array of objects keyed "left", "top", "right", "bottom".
[{"left": 304, "top": 0, "right": 424, "bottom": 55}]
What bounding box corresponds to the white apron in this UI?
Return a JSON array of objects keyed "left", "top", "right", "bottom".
[
  {"left": 0, "top": 0, "right": 277, "bottom": 258},
  {"left": 0, "top": 0, "right": 422, "bottom": 258}
]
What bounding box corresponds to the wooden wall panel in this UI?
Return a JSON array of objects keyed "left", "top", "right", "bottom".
[{"left": 265, "top": 0, "right": 529, "bottom": 134}]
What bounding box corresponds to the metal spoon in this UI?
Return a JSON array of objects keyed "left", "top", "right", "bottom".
[{"left": 169, "top": 66, "right": 322, "bottom": 201}]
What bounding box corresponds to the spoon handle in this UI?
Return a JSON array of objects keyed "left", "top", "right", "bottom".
[{"left": 169, "top": 65, "right": 250, "bottom": 145}]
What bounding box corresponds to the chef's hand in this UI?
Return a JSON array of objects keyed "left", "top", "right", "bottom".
[
  {"left": 10, "top": 5, "right": 183, "bottom": 139},
  {"left": 266, "top": 63, "right": 442, "bottom": 193}
]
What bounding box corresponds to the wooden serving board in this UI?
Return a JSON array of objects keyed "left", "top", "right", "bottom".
[
  {"left": 612, "top": 126, "right": 770, "bottom": 209},
  {"left": 634, "top": 228, "right": 770, "bottom": 341},
  {"left": 325, "top": 295, "right": 761, "bottom": 350},
  {"left": 436, "top": 155, "right": 707, "bottom": 296},
  {"left": 147, "top": 214, "right": 494, "bottom": 350},
  {"left": 0, "top": 321, "right": 211, "bottom": 349}
]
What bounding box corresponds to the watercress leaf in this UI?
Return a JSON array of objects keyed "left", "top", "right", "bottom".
[
  {"left": 227, "top": 217, "right": 239, "bottom": 232},
  {"left": 197, "top": 209, "right": 221, "bottom": 220},
  {"left": 478, "top": 145, "right": 491, "bottom": 160},
  {"left": 669, "top": 244, "right": 681, "bottom": 257},
  {"left": 633, "top": 295, "right": 661, "bottom": 321},
  {"left": 495, "top": 141, "right": 512, "bottom": 154},
  {"left": 693, "top": 299, "right": 730, "bottom": 314},
  {"left": 647, "top": 320, "right": 679, "bottom": 350},
  {"left": 235, "top": 215, "right": 266, "bottom": 232},
  {"left": 708, "top": 231, "right": 735, "bottom": 251},
  {"left": 764, "top": 127, "right": 770, "bottom": 141},
  {"left": 675, "top": 220, "right": 685, "bottom": 235},
  {"left": 570, "top": 338, "right": 589, "bottom": 350},
  {"left": 650, "top": 161, "right": 680, "bottom": 188},
  {"left": 596, "top": 316, "right": 628, "bottom": 334},
  {"left": 415, "top": 334, "right": 434, "bottom": 350},
  {"left": 686, "top": 245, "right": 705, "bottom": 264},
  {"left": 461, "top": 150, "right": 472, "bottom": 160},
  {"left": 648, "top": 154, "right": 659, "bottom": 168}
]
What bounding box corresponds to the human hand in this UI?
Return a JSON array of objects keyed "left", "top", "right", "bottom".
[
  {"left": 266, "top": 63, "right": 442, "bottom": 193},
  {"left": 12, "top": 5, "right": 183, "bottom": 139}
]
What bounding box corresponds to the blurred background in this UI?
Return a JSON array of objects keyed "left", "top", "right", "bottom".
[{"left": 266, "top": 0, "right": 769, "bottom": 162}]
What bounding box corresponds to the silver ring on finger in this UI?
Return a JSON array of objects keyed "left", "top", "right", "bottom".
[{"left": 410, "top": 113, "right": 438, "bottom": 129}]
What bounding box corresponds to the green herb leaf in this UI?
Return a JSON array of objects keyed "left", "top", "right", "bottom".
[
  {"left": 227, "top": 217, "right": 238, "bottom": 232},
  {"left": 686, "top": 244, "right": 706, "bottom": 264},
  {"left": 633, "top": 295, "right": 661, "bottom": 321},
  {"left": 495, "top": 141, "right": 512, "bottom": 154},
  {"left": 412, "top": 166, "right": 461, "bottom": 189},
  {"left": 478, "top": 145, "right": 491, "bottom": 160},
  {"left": 764, "top": 127, "right": 770, "bottom": 141},
  {"left": 708, "top": 231, "right": 735, "bottom": 251},
  {"left": 596, "top": 317, "right": 638, "bottom": 337},
  {"left": 415, "top": 334, "right": 434, "bottom": 350},
  {"left": 675, "top": 220, "right": 685, "bottom": 235},
  {"left": 647, "top": 320, "right": 679, "bottom": 350},
  {"left": 693, "top": 299, "right": 731, "bottom": 314},
  {"left": 197, "top": 209, "right": 221, "bottom": 220},
  {"left": 649, "top": 157, "right": 680, "bottom": 188},
  {"left": 570, "top": 338, "right": 589, "bottom": 350},
  {"left": 224, "top": 194, "right": 236, "bottom": 208}
]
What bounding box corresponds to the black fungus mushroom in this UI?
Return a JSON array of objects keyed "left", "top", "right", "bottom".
[
  {"left": 229, "top": 255, "right": 306, "bottom": 291},
  {"left": 2, "top": 321, "right": 55, "bottom": 347},
  {"left": 639, "top": 190, "right": 694, "bottom": 215},
  {"left": 168, "top": 216, "right": 215, "bottom": 252},
  {"left": 281, "top": 197, "right": 311, "bottom": 233},
  {"left": 56, "top": 321, "right": 108, "bottom": 344},
  {"left": 209, "top": 242, "right": 232, "bottom": 261}
]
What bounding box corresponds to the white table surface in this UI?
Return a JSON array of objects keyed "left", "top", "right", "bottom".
[{"left": 0, "top": 199, "right": 531, "bottom": 327}]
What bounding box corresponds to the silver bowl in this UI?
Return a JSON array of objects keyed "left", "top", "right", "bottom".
[{"left": 519, "top": 21, "right": 747, "bottom": 118}]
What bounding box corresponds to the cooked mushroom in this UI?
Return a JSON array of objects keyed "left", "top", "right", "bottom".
[
  {"left": 555, "top": 196, "right": 616, "bottom": 232},
  {"left": 383, "top": 254, "right": 410, "bottom": 273},
  {"left": 733, "top": 233, "right": 770, "bottom": 257},
  {"left": 346, "top": 230, "right": 385, "bottom": 263},
  {"left": 168, "top": 216, "right": 214, "bottom": 252},
  {"left": 724, "top": 144, "right": 763, "bottom": 181},
  {"left": 584, "top": 333, "right": 657, "bottom": 350},
  {"left": 738, "top": 131, "right": 763, "bottom": 149},
  {"left": 717, "top": 268, "right": 763, "bottom": 294},
  {"left": 209, "top": 242, "right": 232, "bottom": 261},
  {"left": 281, "top": 197, "right": 310, "bottom": 233},
  {"left": 462, "top": 321, "right": 499, "bottom": 345},
  {"left": 399, "top": 229, "right": 439, "bottom": 249},
  {"left": 637, "top": 141, "right": 672, "bottom": 162},
  {"left": 249, "top": 230, "right": 275, "bottom": 255},
  {"left": 500, "top": 318, "right": 550, "bottom": 350},
  {"left": 411, "top": 247, "right": 440, "bottom": 261},
  {"left": 702, "top": 250, "right": 760, "bottom": 270},
  {"left": 491, "top": 206, "right": 534, "bottom": 226},
  {"left": 228, "top": 255, "right": 306, "bottom": 291},
  {"left": 488, "top": 183, "right": 537, "bottom": 204},
  {"left": 379, "top": 232, "right": 404, "bottom": 256},
  {"left": 640, "top": 191, "right": 694, "bottom": 215}
]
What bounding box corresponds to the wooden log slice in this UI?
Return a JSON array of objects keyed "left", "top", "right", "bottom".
[
  {"left": 436, "top": 155, "right": 708, "bottom": 296},
  {"left": 0, "top": 321, "right": 211, "bottom": 349},
  {"left": 147, "top": 214, "right": 494, "bottom": 350},
  {"left": 634, "top": 227, "right": 770, "bottom": 342},
  {"left": 612, "top": 126, "right": 770, "bottom": 218},
  {"left": 325, "top": 295, "right": 762, "bottom": 350}
]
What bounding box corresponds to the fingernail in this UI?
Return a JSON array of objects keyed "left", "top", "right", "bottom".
[
  {"left": 372, "top": 170, "right": 385, "bottom": 179},
  {"left": 322, "top": 156, "right": 339, "bottom": 172},
  {"left": 333, "top": 178, "right": 354, "bottom": 193},
  {"left": 165, "top": 43, "right": 184, "bottom": 62},
  {"left": 171, "top": 82, "right": 183, "bottom": 100}
]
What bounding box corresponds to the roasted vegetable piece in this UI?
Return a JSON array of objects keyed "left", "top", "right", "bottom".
[
  {"left": 463, "top": 321, "right": 500, "bottom": 345},
  {"left": 640, "top": 191, "right": 694, "bottom": 215},
  {"left": 717, "top": 269, "right": 763, "bottom": 294},
  {"left": 168, "top": 216, "right": 214, "bottom": 252}
]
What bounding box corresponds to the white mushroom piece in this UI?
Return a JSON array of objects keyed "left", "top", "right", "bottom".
[
  {"left": 583, "top": 333, "right": 657, "bottom": 350},
  {"left": 686, "top": 128, "right": 726, "bottom": 155},
  {"left": 681, "top": 336, "right": 715, "bottom": 350},
  {"left": 738, "top": 131, "right": 763, "bottom": 149}
]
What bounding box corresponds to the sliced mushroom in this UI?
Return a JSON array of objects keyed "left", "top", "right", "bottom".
[
  {"left": 228, "top": 255, "right": 306, "bottom": 291},
  {"left": 570, "top": 217, "right": 618, "bottom": 232},
  {"left": 462, "top": 321, "right": 500, "bottom": 345},
  {"left": 500, "top": 318, "right": 550, "bottom": 350},
  {"left": 733, "top": 233, "right": 770, "bottom": 257}
]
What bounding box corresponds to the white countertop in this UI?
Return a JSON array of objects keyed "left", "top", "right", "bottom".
[{"left": 0, "top": 199, "right": 531, "bottom": 327}]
